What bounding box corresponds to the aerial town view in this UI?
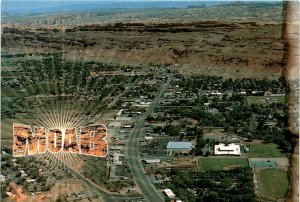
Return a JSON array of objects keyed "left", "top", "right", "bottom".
[{"left": 0, "top": 1, "right": 299, "bottom": 202}]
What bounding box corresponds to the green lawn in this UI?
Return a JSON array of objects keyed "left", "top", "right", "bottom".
[
  {"left": 247, "top": 96, "right": 266, "bottom": 105},
  {"left": 248, "top": 143, "right": 285, "bottom": 158},
  {"left": 198, "top": 158, "right": 249, "bottom": 172},
  {"left": 1, "top": 71, "right": 23, "bottom": 77},
  {"left": 275, "top": 96, "right": 286, "bottom": 104},
  {"left": 257, "top": 168, "right": 289, "bottom": 198},
  {"left": 247, "top": 96, "right": 286, "bottom": 105}
]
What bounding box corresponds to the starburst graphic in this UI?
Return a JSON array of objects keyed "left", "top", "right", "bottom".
[{"left": 12, "top": 94, "right": 108, "bottom": 170}]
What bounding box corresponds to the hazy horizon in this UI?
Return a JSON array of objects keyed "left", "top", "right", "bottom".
[{"left": 1, "top": 0, "right": 281, "bottom": 15}]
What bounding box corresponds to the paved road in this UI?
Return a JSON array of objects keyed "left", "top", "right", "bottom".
[
  {"left": 55, "top": 154, "right": 145, "bottom": 202},
  {"left": 52, "top": 73, "right": 170, "bottom": 202},
  {"left": 55, "top": 73, "right": 165, "bottom": 201},
  {"left": 126, "top": 74, "right": 172, "bottom": 202}
]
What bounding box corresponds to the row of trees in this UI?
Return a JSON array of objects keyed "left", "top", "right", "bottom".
[
  {"left": 168, "top": 104, "right": 250, "bottom": 128},
  {"left": 174, "top": 75, "right": 285, "bottom": 94},
  {"left": 195, "top": 128, "right": 208, "bottom": 156},
  {"left": 163, "top": 167, "right": 256, "bottom": 202}
]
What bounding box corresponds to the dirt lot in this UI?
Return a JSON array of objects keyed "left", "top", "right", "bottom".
[
  {"left": 159, "top": 157, "right": 198, "bottom": 172},
  {"left": 16, "top": 179, "right": 89, "bottom": 202}
]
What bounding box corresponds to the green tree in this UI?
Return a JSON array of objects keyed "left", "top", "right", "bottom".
[
  {"left": 194, "top": 147, "right": 203, "bottom": 156},
  {"left": 153, "top": 126, "right": 162, "bottom": 133},
  {"left": 204, "top": 191, "right": 219, "bottom": 202},
  {"left": 197, "top": 138, "right": 206, "bottom": 148}
]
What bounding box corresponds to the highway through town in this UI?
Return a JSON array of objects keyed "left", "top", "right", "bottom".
[
  {"left": 125, "top": 74, "right": 172, "bottom": 202},
  {"left": 56, "top": 73, "right": 171, "bottom": 202},
  {"left": 56, "top": 154, "right": 146, "bottom": 202}
]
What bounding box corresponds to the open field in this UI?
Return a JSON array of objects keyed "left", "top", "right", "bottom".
[
  {"left": 257, "top": 168, "right": 289, "bottom": 199},
  {"left": 204, "top": 129, "right": 242, "bottom": 142},
  {"left": 248, "top": 143, "right": 285, "bottom": 158},
  {"left": 247, "top": 96, "right": 286, "bottom": 105},
  {"left": 1, "top": 119, "right": 36, "bottom": 140},
  {"left": 198, "top": 157, "right": 249, "bottom": 172},
  {"left": 22, "top": 179, "right": 96, "bottom": 202},
  {"left": 2, "top": 82, "right": 60, "bottom": 97},
  {"left": 1, "top": 106, "right": 84, "bottom": 141},
  {"left": 1, "top": 58, "right": 19, "bottom": 71}
]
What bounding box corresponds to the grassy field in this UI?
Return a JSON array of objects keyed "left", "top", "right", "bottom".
[
  {"left": 2, "top": 82, "right": 60, "bottom": 97},
  {"left": 1, "top": 119, "right": 36, "bottom": 140},
  {"left": 1, "top": 71, "right": 23, "bottom": 77},
  {"left": 257, "top": 168, "right": 289, "bottom": 199},
  {"left": 1, "top": 59, "right": 18, "bottom": 71},
  {"left": 247, "top": 96, "right": 285, "bottom": 105},
  {"left": 198, "top": 158, "right": 249, "bottom": 172},
  {"left": 248, "top": 143, "right": 285, "bottom": 158}
]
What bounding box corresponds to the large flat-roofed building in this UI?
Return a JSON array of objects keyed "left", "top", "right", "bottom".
[
  {"left": 214, "top": 143, "right": 241, "bottom": 156},
  {"left": 166, "top": 141, "right": 193, "bottom": 156}
]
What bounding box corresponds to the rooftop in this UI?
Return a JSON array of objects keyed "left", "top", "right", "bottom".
[
  {"left": 163, "top": 188, "right": 175, "bottom": 198},
  {"left": 214, "top": 143, "right": 241, "bottom": 156},
  {"left": 167, "top": 141, "right": 193, "bottom": 150}
]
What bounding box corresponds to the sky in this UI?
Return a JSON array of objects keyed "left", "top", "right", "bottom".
[
  {"left": 1, "top": 0, "right": 284, "bottom": 2},
  {"left": 1, "top": 0, "right": 225, "bottom": 13},
  {"left": 1, "top": 0, "right": 283, "bottom": 14}
]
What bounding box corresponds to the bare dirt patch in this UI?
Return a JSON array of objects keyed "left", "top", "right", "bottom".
[{"left": 25, "top": 179, "right": 87, "bottom": 202}]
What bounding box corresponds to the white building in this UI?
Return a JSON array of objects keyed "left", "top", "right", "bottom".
[
  {"left": 163, "top": 188, "right": 175, "bottom": 198},
  {"left": 108, "top": 121, "right": 122, "bottom": 128},
  {"left": 214, "top": 143, "right": 241, "bottom": 156},
  {"left": 145, "top": 136, "right": 153, "bottom": 141},
  {"left": 204, "top": 102, "right": 210, "bottom": 106},
  {"left": 238, "top": 92, "right": 247, "bottom": 96},
  {"left": 123, "top": 125, "right": 133, "bottom": 128},
  {"left": 110, "top": 146, "right": 123, "bottom": 150},
  {"left": 113, "top": 153, "right": 123, "bottom": 166},
  {"left": 0, "top": 174, "right": 6, "bottom": 182},
  {"left": 210, "top": 92, "right": 223, "bottom": 96},
  {"left": 116, "top": 109, "right": 124, "bottom": 117},
  {"left": 143, "top": 159, "right": 160, "bottom": 164}
]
